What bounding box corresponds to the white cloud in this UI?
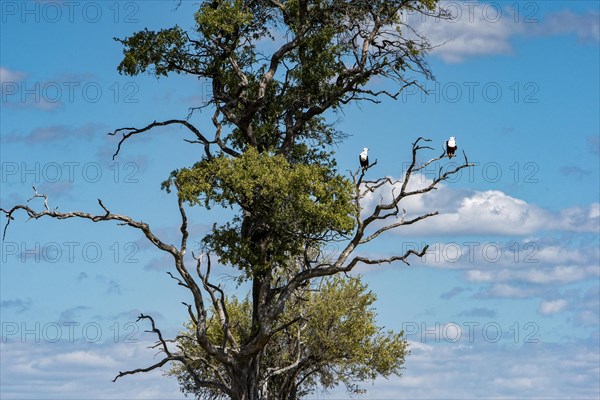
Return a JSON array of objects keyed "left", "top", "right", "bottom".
[
  {"left": 538, "top": 299, "right": 568, "bottom": 315},
  {"left": 362, "top": 179, "right": 600, "bottom": 236},
  {"left": 446, "top": 192, "right": 599, "bottom": 235},
  {"left": 529, "top": 10, "right": 600, "bottom": 44},
  {"left": 479, "top": 283, "right": 541, "bottom": 299},
  {"left": 36, "top": 350, "right": 117, "bottom": 368},
  {"left": 403, "top": 4, "right": 599, "bottom": 63},
  {"left": 416, "top": 5, "right": 516, "bottom": 63},
  {"left": 400, "top": 1, "right": 522, "bottom": 63},
  {"left": 321, "top": 336, "right": 600, "bottom": 399},
  {"left": 492, "top": 377, "right": 535, "bottom": 389},
  {"left": 0, "top": 339, "right": 185, "bottom": 399},
  {"left": 448, "top": 190, "right": 545, "bottom": 234},
  {"left": 589, "top": 203, "right": 600, "bottom": 219},
  {"left": 0, "top": 66, "right": 25, "bottom": 83},
  {"left": 466, "top": 265, "right": 600, "bottom": 286}
]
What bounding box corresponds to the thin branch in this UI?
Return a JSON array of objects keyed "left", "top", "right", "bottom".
[
  {"left": 27, "top": 186, "right": 49, "bottom": 211},
  {"left": 345, "top": 244, "right": 430, "bottom": 270},
  {"left": 107, "top": 119, "right": 213, "bottom": 160},
  {"left": 359, "top": 211, "right": 438, "bottom": 244},
  {"left": 112, "top": 314, "right": 231, "bottom": 396},
  {"left": 195, "top": 252, "right": 239, "bottom": 351},
  {"left": 1, "top": 191, "right": 178, "bottom": 256}
]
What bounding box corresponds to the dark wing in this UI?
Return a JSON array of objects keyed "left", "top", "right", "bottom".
[{"left": 359, "top": 154, "right": 368, "bottom": 167}]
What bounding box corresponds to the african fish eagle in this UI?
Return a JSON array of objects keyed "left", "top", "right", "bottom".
[
  {"left": 359, "top": 148, "right": 369, "bottom": 169},
  {"left": 446, "top": 137, "right": 457, "bottom": 159}
]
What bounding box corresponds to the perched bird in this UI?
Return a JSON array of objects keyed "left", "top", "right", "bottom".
[
  {"left": 446, "top": 137, "right": 457, "bottom": 159},
  {"left": 359, "top": 147, "right": 369, "bottom": 169}
]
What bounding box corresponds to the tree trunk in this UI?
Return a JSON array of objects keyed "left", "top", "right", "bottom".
[{"left": 229, "top": 357, "right": 261, "bottom": 400}]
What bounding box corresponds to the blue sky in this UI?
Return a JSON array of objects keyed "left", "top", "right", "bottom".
[{"left": 0, "top": 0, "right": 599, "bottom": 398}]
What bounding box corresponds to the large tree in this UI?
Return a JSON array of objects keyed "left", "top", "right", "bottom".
[
  {"left": 170, "top": 275, "right": 410, "bottom": 399},
  {"left": 1, "top": 1, "right": 471, "bottom": 399}
]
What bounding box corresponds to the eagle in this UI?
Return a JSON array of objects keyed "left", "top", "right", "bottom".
[
  {"left": 359, "top": 148, "right": 369, "bottom": 169},
  {"left": 446, "top": 137, "right": 457, "bottom": 159}
]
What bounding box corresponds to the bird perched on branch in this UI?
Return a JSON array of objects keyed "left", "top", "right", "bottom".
[
  {"left": 359, "top": 147, "right": 369, "bottom": 169},
  {"left": 446, "top": 137, "right": 457, "bottom": 159}
]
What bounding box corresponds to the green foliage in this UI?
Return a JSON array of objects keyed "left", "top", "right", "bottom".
[
  {"left": 284, "top": 275, "right": 409, "bottom": 395},
  {"left": 195, "top": 0, "right": 254, "bottom": 37},
  {"left": 115, "top": 26, "right": 199, "bottom": 76},
  {"left": 171, "top": 275, "right": 409, "bottom": 398},
  {"left": 116, "top": 0, "right": 439, "bottom": 155},
  {"left": 162, "top": 147, "right": 355, "bottom": 270},
  {"left": 114, "top": 1, "right": 444, "bottom": 397},
  {"left": 170, "top": 296, "right": 254, "bottom": 400}
]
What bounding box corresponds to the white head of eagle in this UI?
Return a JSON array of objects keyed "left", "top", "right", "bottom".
[
  {"left": 359, "top": 147, "right": 369, "bottom": 168},
  {"left": 446, "top": 137, "right": 457, "bottom": 159}
]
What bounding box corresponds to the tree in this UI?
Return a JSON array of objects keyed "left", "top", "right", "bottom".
[
  {"left": 170, "top": 275, "right": 409, "bottom": 399},
  {"left": 1, "top": 1, "right": 471, "bottom": 399}
]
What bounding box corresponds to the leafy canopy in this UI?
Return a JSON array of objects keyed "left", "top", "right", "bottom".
[
  {"left": 162, "top": 147, "right": 355, "bottom": 270},
  {"left": 171, "top": 276, "right": 408, "bottom": 398}
]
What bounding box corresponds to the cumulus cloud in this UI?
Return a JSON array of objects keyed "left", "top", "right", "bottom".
[
  {"left": 36, "top": 350, "right": 118, "bottom": 369},
  {"left": 431, "top": 237, "right": 599, "bottom": 299},
  {"left": 403, "top": 4, "right": 599, "bottom": 63},
  {"left": 466, "top": 265, "right": 600, "bottom": 286},
  {"left": 359, "top": 176, "right": 599, "bottom": 303},
  {"left": 321, "top": 336, "right": 600, "bottom": 399},
  {"left": 538, "top": 299, "right": 568, "bottom": 315},
  {"left": 571, "top": 286, "right": 600, "bottom": 327},
  {"left": 362, "top": 179, "right": 599, "bottom": 236},
  {"left": 0, "top": 339, "right": 184, "bottom": 399},
  {"left": 452, "top": 192, "right": 599, "bottom": 234},
  {"left": 411, "top": 2, "right": 517, "bottom": 63}
]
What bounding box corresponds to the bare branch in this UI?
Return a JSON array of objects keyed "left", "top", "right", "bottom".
[
  {"left": 107, "top": 119, "right": 213, "bottom": 160},
  {"left": 1, "top": 190, "right": 178, "bottom": 256},
  {"left": 27, "top": 186, "right": 49, "bottom": 211},
  {"left": 345, "top": 244, "right": 430, "bottom": 270},
  {"left": 112, "top": 356, "right": 173, "bottom": 382},
  {"left": 359, "top": 211, "right": 438, "bottom": 244},
  {"left": 167, "top": 271, "right": 189, "bottom": 288},
  {"left": 112, "top": 314, "right": 231, "bottom": 396},
  {"left": 195, "top": 252, "right": 239, "bottom": 351}
]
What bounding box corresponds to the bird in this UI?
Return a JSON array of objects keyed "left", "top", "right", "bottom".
[
  {"left": 359, "top": 147, "right": 369, "bottom": 169},
  {"left": 446, "top": 137, "right": 457, "bottom": 159}
]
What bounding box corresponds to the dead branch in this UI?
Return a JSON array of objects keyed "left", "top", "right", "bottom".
[
  {"left": 195, "top": 252, "right": 239, "bottom": 351},
  {"left": 112, "top": 314, "right": 231, "bottom": 396}
]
